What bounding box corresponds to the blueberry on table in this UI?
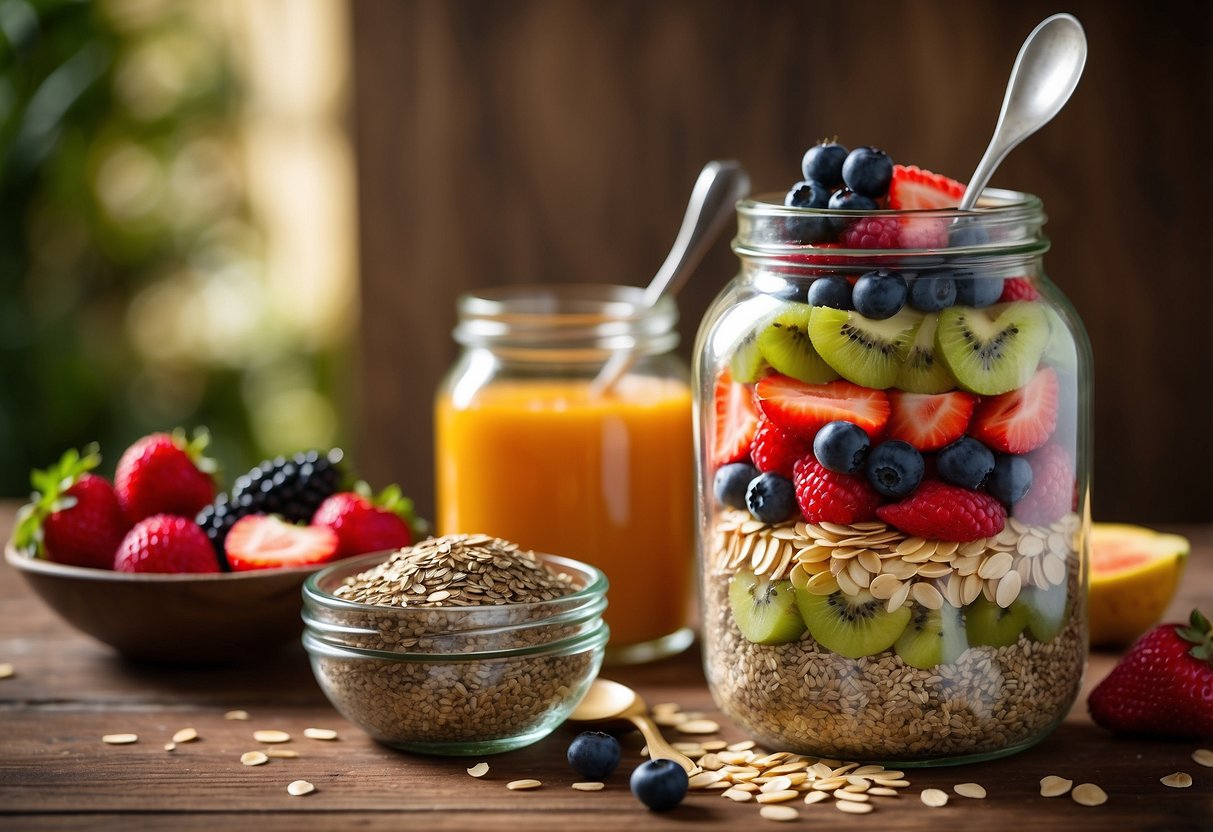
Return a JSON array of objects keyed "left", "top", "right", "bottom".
[
  {"left": 567, "top": 731, "right": 621, "bottom": 780},
  {"left": 714, "top": 463, "right": 760, "bottom": 511},
  {"left": 841, "top": 146, "right": 894, "bottom": 198},
  {"left": 937, "top": 437, "right": 996, "bottom": 490},
  {"left": 865, "top": 440, "right": 924, "bottom": 499},
  {"left": 801, "top": 141, "right": 849, "bottom": 189},
  {"left": 908, "top": 270, "right": 958, "bottom": 312},
  {"left": 853, "top": 270, "right": 908, "bottom": 320},
  {"left": 986, "top": 453, "right": 1034, "bottom": 504},
  {"left": 745, "top": 472, "right": 797, "bottom": 524},
  {"left": 807, "top": 276, "right": 853, "bottom": 310},
  {"left": 630, "top": 759, "right": 689, "bottom": 811},
  {"left": 813, "top": 420, "right": 871, "bottom": 475}
]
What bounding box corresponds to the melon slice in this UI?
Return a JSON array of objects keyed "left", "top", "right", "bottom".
[{"left": 1089, "top": 523, "right": 1189, "bottom": 647}]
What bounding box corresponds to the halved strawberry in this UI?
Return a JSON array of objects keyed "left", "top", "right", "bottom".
[
  {"left": 225, "top": 515, "right": 339, "bottom": 571},
  {"left": 969, "top": 367, "right": 1059, "bottom": 454},
  {"left": 887, "top": 165, "right": 965, "bottom": 210},
  {"left": 884, "top": 390, "right": 978, "bottom": 452},
  {"left": 755, "top": 375, "right": 890, "bottom": 441},
  {"left": 712, "top": 369, "right": 760, "bottom": 466}
]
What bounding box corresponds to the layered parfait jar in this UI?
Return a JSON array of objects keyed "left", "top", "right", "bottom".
[{"left": 694, "top": 185, "right": 1091, "bottom": 764}]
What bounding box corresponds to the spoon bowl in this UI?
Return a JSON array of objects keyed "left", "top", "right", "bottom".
[{"left": 569, "top": 679, "right": 698, "bottom": 772}]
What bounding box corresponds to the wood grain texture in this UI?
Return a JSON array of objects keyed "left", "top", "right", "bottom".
[{"left": 350, "top": 0, "right": 1212, "bottom": 523}]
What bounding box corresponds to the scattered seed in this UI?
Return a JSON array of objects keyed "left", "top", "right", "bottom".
[
  {"left": 759, "top": 805, "right": 799, "bottom": 822},
  {"left": 0, "top": 663, "right": 13, "bottom": 679},
  {"left": 102, "top": 734, "right": 138, "bottom": 745},
  {"left": 1161, "top": 772, "right": 1192, "bottom": 789},
  {"left": 572, "top": 782, "right": 604, "bottom": 791},
  {"left": 303, "top": 728, "right": 338, "bottom": 741},
  {"left": 689, "top": 771, "right": 726, "bottom": 789},
  {"left": 759, "top": 776, "right": 793, "bottom": 793},
  {"left": 701, "top": 740, "right": 729, "bottom": 752},
  {"left": 652, "top": 702, "right": 681, "bottom": 714},
  {"left": 224, "top": 710, "right": 250, "bottom": 721},
  {"left": 756, "top": 790, "right": 799, "bottom": 804},
  {"left": 727, "top": 740, "right": 756, "bottom": 752},
  {"left": 954, "top": 782, "right": 986, "bottom": 798},
  {"left": 723, "top": 788, "right": 753, "bottom": 802},
  {"left": 653, "top": 712, "right": 687, "bottom": 727},
  {"left": 287, "top": 780, "right": 314, "bottom": 796},
  {"left": 172, "top": 728, "right": 198, "bottom": 744},
  {"left": 466, "top": 762, "right": 489, "bottom": 778},
  {"left": 872, "top": 779, "right": 910, "bottom": 788},
  {"left": 253, "top": 730, "right": 291, "bottom": 744},
  {"left": 1192, "top": 749, "right": 1213, "bottom": 767},
  {"left": 1071, "top": 783, "right": 1107, "bottom": 806},
  {"left": 868, "top": 787, "right": 899, "bottom": 797},
  {"left": 164, "top": 742, "right": 176, "bottom": 752},
  {"left": 507, "top": 779, "right": 542, "bottom": 790},
  {"left": 836, "top": 801, "right": 873, "bottom": 814},
  {"left": 266, "top": 749, "right": 299, "bottom": 758},
  {"left": 678, "top": 719, "right": 720, "bottom": 735},
  {"left": 921, "top": 788, "right": 949, "bottom": 807},
  {"left": 803, "top": 791, "right": 829, "bottom": 805},
  {"left": 1040, "top": 775, "right": 1072, "bottom": 797},
  {"left": 834, "top": 789, "right": 870, "bottom": 803},
  {"left": 241, "top": 751, "right": 269, "bottom": 766}
]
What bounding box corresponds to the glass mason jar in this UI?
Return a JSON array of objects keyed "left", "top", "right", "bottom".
[
  {"left": 436, "top": 284, "right": 696, "bottom": 665},
  {"left": 694, "top": 191, "right": 1091, "bottom": 763}
]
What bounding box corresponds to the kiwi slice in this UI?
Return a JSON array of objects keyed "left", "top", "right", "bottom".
[
  {"left": 808, "top": 307, "right": 920, "bottom": 390},
  {"left": 1017, "top": 584, "right": 1069, "bottom": 642},
  {"left": 729, "top": 568, "right": 807, "bottom": 645},
  {"left": 756, "top": 303, "right": 839, "bottom": 384},
  {"left": 964, "top": 597, "right": 1030, "bottom": 647},
  {"left": 894, "top": 602, "right": 968, "bottom": 669},
  {"left": 730, "top": 328, "right": 770, "bottom": 383},
  {"left": 936, "top": 302, "right": 1049, "bottom": 395},
  {"left": 894, "top": 313, "right": 956, "bottom": 394},
  {"left": 795, "top": 588, "right": 912, "bottom": 659}
]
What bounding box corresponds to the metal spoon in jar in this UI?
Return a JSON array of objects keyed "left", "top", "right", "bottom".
[
  {"left": 958, "top": 13, "right": 1087, "bottom": 211},
  {"left": 568, "top": 678, "right": 698, "bottom": 773},
  {"left": 590, "top": 160, "right": 750, "bottom": 397}
]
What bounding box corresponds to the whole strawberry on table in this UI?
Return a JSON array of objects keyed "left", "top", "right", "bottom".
[{"left": 14, "top": 428, "right": 425, "bottom": 575}]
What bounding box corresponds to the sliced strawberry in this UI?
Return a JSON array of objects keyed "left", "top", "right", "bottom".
[
  {"left": 712, "top": 369, "right": 760, "bottom": 466},
  {"left": 225, "top": 515, "right": 339, "bottom": 571},
  {"left": 755, "top": 375, "right": 890, "bottom": 441},
  {"left": 887, "top": 165, "right": 965, "bottom": 210},
  {"left": 999, "top": 277, "right": 1041, "bottom": 302},
  {"left": 750, "top": 415, "right": 811, "bottom": 477},
  {"left": 969, "top": 367, "right": 1059, "bottom": 454},
  {"left": 885, "top": 391, "right": 978, "bottom": 452}
]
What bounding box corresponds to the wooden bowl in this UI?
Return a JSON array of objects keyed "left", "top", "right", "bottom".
[{"left": 5, "top": 544, "right": 318, "bottom": 663}]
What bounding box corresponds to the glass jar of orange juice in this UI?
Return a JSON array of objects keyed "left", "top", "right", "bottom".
[{"left": 435, "top": 284, "right": 695, "bottom": 664}]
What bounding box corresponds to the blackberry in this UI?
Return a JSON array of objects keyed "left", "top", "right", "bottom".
[{"left": 197, "top": 449, "right": 345, "bottom": 564}]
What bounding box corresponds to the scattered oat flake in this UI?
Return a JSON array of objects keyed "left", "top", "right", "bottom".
[
  {"left": 287, "top": 780, "right": 314, "bottom": 796},
  {"left": 572, "top": 782, "right": 604, "bottom": 791},
  {"left": 163, "top": 743, "right": 176, "bottom": 752},
  {"left": 102, "top": 734, "right": 138, "bottom": 745},
  {"left": 1192, "top": 749, "right": 1213, "bottom": 768},
  {"left": 677, "top": 719, "right": 720, "bottom": 735},
  {"left": 1040, "top": 775, "right": 1072, "bottom": 797},
  {"left": 241, "top": 751, "right": 269, "bottom": 766},
  {"left": 224, "top": 710, "right": 249, "bottom": 720},
  {"left": 921, "top": 788, "right": 949, "bottom": 807},
  {"left": 172, "top": 728, "right": 198, "bottom": 744},
  {"left": 266, "top": 749, "right": 299, "bottom": 758},
  {"left": 466, "top": 762, "right": 490, "bottom": 778},
  {"left": 759, "top": 805, "right": 799, "bottom": 822},
  {"left": 253, "top": 730, "right": 291, "bottom": 743},
  {"left": 1161, "top": 772, "right": 1192, "bottom": 789},
  {"left": 0, "top": 663, "right": 13, "bottom": 679},
  {"left": 954, "top": 782, "right": 986, "bottom": 799},
  {"left": 1071, "top": 783, "right": 1107, "bottom": 806},
  {"left": 835, "top": 800, "right": 873, "bottom": 814},
  {"left": 507, "top": 779, "right": 542, "bottom": 790},
  {"left": 303, "top": 728, "right": 338, "bottom": 741}
]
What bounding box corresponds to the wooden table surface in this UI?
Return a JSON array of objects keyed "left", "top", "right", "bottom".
[{"left": 1, "top": 508, "right": 1210, "bottom": 831}]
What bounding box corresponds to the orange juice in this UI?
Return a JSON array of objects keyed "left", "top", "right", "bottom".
[{"left": 436, "top": 375, "right": 693, "bottom": 655}]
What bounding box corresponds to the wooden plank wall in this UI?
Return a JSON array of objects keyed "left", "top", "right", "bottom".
[{"left": 349, "top": 0, "right": 1212, "bottom": 524}]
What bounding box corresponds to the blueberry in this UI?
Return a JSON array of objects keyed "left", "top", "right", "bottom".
[
  {"left": 952, "top": 269, "right": 1005, "bottom": 308},
  {"left": 567, "top": 731, "right": 621, "bottom": 780},
  {"left": 865, "top": 440, "right": 924, "bottom": 499},
  {"left": 630, "top": 759, "right": 689, "bottom": 812},
  {"left": 801, "top": 142, "right": 849, "bottom": 189},
  {"left": 841, "top": 146, "right": 894, "bottom": 198},
  {"left": 785, "top": 179, "right": 830, "bottom": 209},
  {"left": 745, "top": 472, "right": 797, "bottom": 524},
  {"left": 714, "top": 463, "right": 759, "bottom": 511},
  {"left": 813, "top": 420, "right": 870, "bottom": 475},
  {"left": 908, "top": 270, "right": 958, "bottom": 312},
  {"left": 852, "top": 269, "right": 908, "bottom": 320},
  {"left": 807, "top": 276, "right": 853, "bottom": 310},
  {"left": 772, "top": 282, "right": 810, "bottom": 303},
  {"left": 827, "top": 189, "right": 877, "bottom": 234},
  {"left": 937, "top": 437, "right": 996, "bottom": 490},
  {"left": 949, "top": 221, "right": 991, "bottom": 248},
  {"left": 986, "top": 453, "right": 1034, "bottom": 504}
]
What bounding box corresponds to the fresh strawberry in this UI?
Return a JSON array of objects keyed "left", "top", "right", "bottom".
[
  {"left": 884, "top": 391, "right": 977, "bottom": 452},
  {"left": 312, "top": 483, "right": 419, "bottom": 559},
  {"left": 876, "top": 480, "right": 1006, "bottom": 541},
  {"left": 886, "top": 165, "right": 965, "bottom": 210},
  {"left": 115, "top": 429, "right": 216, "bottom": 523},
  {"left": 14, "top": 445, "right": 130, "bottom": 569},
  {"left": 998, "top": 277, "right": 1040, "bottom": 302},
  {"left": 1088, "top": 609, "right": 1213, "bottom": 739},
  {"left": 224, "top": 514, "right": 338, "bottom": 571},
  {"left": 750, "top": 416, "right": 812, "bottom": 477},
  {"left": 755, "top": 375, "right": 890, "bottom": 441},
  {"left": 793, "top": 457, "right": 882, "bottom": 525},
  {"left": 1013, "top": 444, "right": 1074, "bottom": 524},
  {"left": 969, "top": 367, "right": 1059, "bottom": 454},
  {"left": 712, "top": 369, "right": 761, "bottom": 466},
  {"left": 113, "top": 514, "right": 220, "bottom": 573}
]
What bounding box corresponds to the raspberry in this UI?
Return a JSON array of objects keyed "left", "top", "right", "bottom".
[
  {"left": 1014, "top": 444, "right": 1075, "bottom": 525},
  {"left": 999, "top": 277, "right": 1041, "bottom": 302},
  {"left": 876, "top": 481, "right": 1006, "bottom": 541},
  {"left": 838, "top": 216, "right": 901, "bottom": 249},
  {"left": 750, "top": 416, "right": 811, "bottom": 478},
  {"left": 793, "top": 457, "right": 882, "bottom": 525}
]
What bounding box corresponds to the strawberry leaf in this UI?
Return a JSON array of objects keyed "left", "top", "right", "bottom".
[
  {"left": 1177, "top": 608, "right": 1213, "bottom": 668},
  {"left": 14, "top": 444, "right": 101, "bottom": 558}
]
